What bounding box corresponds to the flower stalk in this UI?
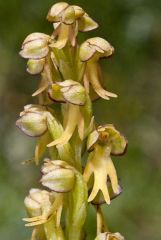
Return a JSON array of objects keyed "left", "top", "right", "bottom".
[{"left": 16, "top": 2, "right": 127, "bottom": 240}]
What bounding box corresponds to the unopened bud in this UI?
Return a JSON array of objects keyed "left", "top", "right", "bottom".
[
  {"left": 16, "top": 105, "right": 48, "bottom": 137},
  {"left": 47, "top": 2, "right": 69, "bottom": 22},
  {"left": 27, "top": 58, "right": 45, "bottom": 74},
  {"left": 79, "top": 37, "right": 114, "bottom": 62},
  {"left": 49, "top": 80, "right": 86, "bottom": 105},
  {"left": 59, "top": 80, "right": 86, "bottom": 105},
  {"left": 41, "top": 160, "right": 75, "bottom": 193},
  {"left": 20, "top": 33, "right": 50, "bottom": 59},
  {"left": 24, "top": 188, "right": 51, "bottom": 217}
]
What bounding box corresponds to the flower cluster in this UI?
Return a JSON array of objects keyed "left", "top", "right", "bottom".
[{"left": 16, "top": 2, "right": 127, "bottom": 240}]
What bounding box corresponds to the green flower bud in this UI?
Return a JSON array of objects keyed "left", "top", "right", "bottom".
[
  {"left": 79, "top": 37, "right": 114, "bottom": 62},
  {"left": 27, "top": 58, "right": 45, "bottom": 74},
  {"left": 47, "top": 2, "right": 69, "bottom": 22},
  {"left": 41, "top": 160, "right": 75, "bottom": 193},
  {"left": 22, "top": 33, "right": 50, "bottom": 45},
  {"left": 95, "top": 232, "right": 125, "bottom": 240},
  {"left": 23, "top": 188, "right": 55, "bottom": 227},
  {"left": 58, "top": 80, "right": 86, "bottom": 105},
  {"left": 49, "top": 80, "right": 86, "bottom": 105},
  {"left": 20, "top": 33, "right": 50, "bottom": 59},
  {"left": 16, "top": 105, "right": 48, "bottom": 137},
  {"left": 24, "top": 188, "right": 52, "bottom": 218}
]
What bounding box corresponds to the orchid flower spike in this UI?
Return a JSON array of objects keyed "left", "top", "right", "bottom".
[{"left": 17, "top": 3, "right": 128, "bottom": 240}]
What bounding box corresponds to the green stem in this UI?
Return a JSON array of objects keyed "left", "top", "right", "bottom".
[
  {"left": 71, "top": 131, "right": 83, "bottom": 172},
  {"left": 95, "top": 205, "right": 108, "bottom": 235},
  {"left": 44, "top": 217, "right": 64, "bottom": 240},
  {"left": 65, "top": 171, "right": 88, "bottom": 240}
]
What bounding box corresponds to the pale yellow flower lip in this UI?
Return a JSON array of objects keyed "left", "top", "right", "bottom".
[
  {"left": 84, "top": 124, "right": 127, "bottom": 205},
  {"left": 47, "top": 104, "right": 80, "bottom": 147},
  {"left": 84, "top": 145, "right": 120, "bottom": 205},
  {"left": 91, "top": 179, "right": 122, "bottom": 205},
  {"left": 84, "top": 62, "right": 117, "bottom": 101}
]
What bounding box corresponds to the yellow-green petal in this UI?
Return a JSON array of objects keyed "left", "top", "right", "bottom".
[
  {"left": 47, "top": 2, "right": 69, "bottom": 22},
  {"left": 78, "top": 13, "right": 98, "bottom": 32},
  {"left": 62, "top": 6, "right": 75, "bottom": 25}
]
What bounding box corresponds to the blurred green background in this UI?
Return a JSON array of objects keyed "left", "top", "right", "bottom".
[{"left": 0, "top": 0, "right": 161, "bottom": 239}]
